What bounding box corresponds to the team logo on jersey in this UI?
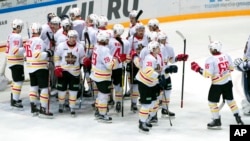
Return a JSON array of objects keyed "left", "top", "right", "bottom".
[{"left": 65, "top": 52, "right": 77, "bottom": 65}]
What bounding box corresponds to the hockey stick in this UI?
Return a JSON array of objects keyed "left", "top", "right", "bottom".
[
  {"left": 26, "top": 22, "right": 30, "bottom": 38},
  {"left": 79, "top": 32, "right": 91, "bottom": 109},
  {"left": 115, "top": 37, "right": 125, "bottom": 117},
  {"left": 176, "top": 30, "right": 186, "bottom": 108},
  {"left": 135, "top": 10, "right": 143, "bottom": 22},
  {"left": 161, "top": 87, "right": 173, "bottom": 126}
]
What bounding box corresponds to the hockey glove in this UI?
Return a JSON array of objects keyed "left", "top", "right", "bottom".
[
  {"left": 234, "top": 58, "right": 248, "bottom": 71},
  {"left": 116, "top": 54, "right": 127, "bottom": 63},
  {"left": 46, "top": 49, "right": 54, "bottom": 57},
  {"left": 82, "top": 57, "right": 91, "bottom": 69},
  {"left": 191, "top": 62, "right": 201, "bottom": 72},
  {"left": 54, "top": 66, "right": 63, "bottom": 78},
  {"left": 176, "top": 54, "right": 189, "bottom": 61},
  {"left": 158, "top": 75, "right": 166, "bottom": 88},
  {"left": 165, "top": 65, "right": 178, "bottom": 73},
  {"left": 130, "top": 49, "right": 137, "bottom": 59}
]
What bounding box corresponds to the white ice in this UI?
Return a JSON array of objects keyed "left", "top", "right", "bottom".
[{"left": 0, "top": 16, "right": 250, "bottom": 141}]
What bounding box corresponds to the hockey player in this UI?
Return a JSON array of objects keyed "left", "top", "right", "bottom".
[
  {"left": 135, "top": 41, "right": 162, "bottom": 133},
  {"left": 55, "top": 18, "right": 73, "bottom": 46},
  {"left": 69, "top": 7, "right": 86, "bottom": 41},
  {"left": 127, "top": 10, "right": 141, "bottom": 39},
  {"left": 191, "top": 41, "right": 244, "bottom": 129},
  {"left": 40, "top": 13, "right": 56, "bottom": 48},
  {"left": 5, "top": 19, "right": 25, "bottom": 109},
  {"left": 127, "top": 23, "right": 148, "bottom": 99},
  {"left": 54, "top": 30, "right": 90, "bottom": 117},
  {"left": 80, "top": 13, "right": 99, "bottom": 99},
  {"left": 147, "top": 18, "right": 160, "bottom": 32},
  {"left": 108, "top": 24, "right": 130, "bottom": 113},
  {"left": 158, "top": 31, "right": 188, "bottom": 118},
  {"left": 25, "top": 23, "right": 54, "bottom": 118},
  {"left": 90, "top": 31, "right": 126, "bottom": 122}
]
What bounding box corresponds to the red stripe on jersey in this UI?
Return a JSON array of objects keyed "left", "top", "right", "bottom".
[{"left": 139, "top": 72, "right": 153, "bottom": 83}]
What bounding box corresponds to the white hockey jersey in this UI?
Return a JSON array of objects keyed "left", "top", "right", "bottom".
[
  {"left": 108, "top": 37, "right": 130, "bottom": 69},
  {"left": 5, "top": 33, "right": 25, "bottom": 67},
  {"left": 72, "top": 19, "right": 86, "bottom": 41},
  {"left": 136, "top": 53, "right": 161, "bottom": 87},
  {"left": 40, "top": 23, "right": 54, "bottom": 47},
  {"left": 90, "top": 44, "right": 120, "bottom": 82},
  {"left": 159, "top": 43, "right": 176, "bottom": 78},
  {"left": 81, "top": 25, "right": 98, "bottom": 58},
  {"left": 25, "top": 37, "right": 50, "bottom": 73},
  {"left": 202, "top": 53, "right": 234, "bottom": 85},
  {"left": 54, "top": 41, "right": 85, "bottom": 76}
]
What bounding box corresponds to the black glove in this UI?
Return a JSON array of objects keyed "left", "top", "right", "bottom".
[
  {"left": 46, "top": 49, "right": 54, "bottom": 57},
  {"left": 158, "top": 75, "right": 166, "bottom": 88},
  {"left": 165, "top": 65, "right": 178, "bottom": 73}
]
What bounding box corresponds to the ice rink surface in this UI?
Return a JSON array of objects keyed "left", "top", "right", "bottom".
[{"left": 0, "top": 16, "right": 250, "bottom": 141}]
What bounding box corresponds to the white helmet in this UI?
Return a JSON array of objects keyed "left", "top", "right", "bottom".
[
  {"left": 157, "top": 32, "right": 167, "bottom": 40},
  {"left": 208, "top": 41, "right": 222, "bottom": 52},
  {"left": 97, "top": 31, "right": 110, "bottom": 43},
  {"left": 50, "top": 16, "right": 61, "bottom": 24},
  {"left": 61, "top": 19, "right": 72, "bottom": 27},
  {"left": 67, "top": 30, "right": 78, "bottom": 38},
  {"left": 129, "top": 10, "right": 138, "bottom": 18},
  {"left": 69, "top": 7, "right": 81, "bottom": 17},
  {"left": 97, "top": 15, "right": 108, "bottom": 27},
  {"left": 148, "top": 41, "right": 160, "bottom": 52},
  {"left": 88, "top": 13, "right": 98, "bottom": 25},
  {"left": 113, "top": 24, "right": 124, "bottom": 36},
  {"left": 12, "top": 19, "right": 24, "bottom": 29},
  {"left": 31, "top": 22, "right": 42, "bottom": 34},
  {"left": 135, "top": 23, "right": 145, "bottom": 31},
  {"left": 148, "top": 18, "right": 159, "bottom": 27},
  {"left": 147, "top": 31, "right": 158, "bottom": 41}
]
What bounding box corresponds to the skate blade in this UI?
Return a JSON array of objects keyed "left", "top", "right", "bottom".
[
  {"left": 38, "top": 114, "right": 54, "bottom": 119},
  {"left": 207, "top": 126, "right": 222, "bottom": 130},
  {"left": 71, "top": 114, "right": 76, "bottom": 118},
  {"left": 161, "top": 115, "right": 175, "bottom": 119},
  {"left": 97, "top": 119, "right": 112, "bottom": 123},
  {"left": 10, "top": 106, "right": 24, "bottom": 111},
  {"left": 139, "top": 129, "right": 150, "bottom": 134},
  {"left": 32, "top": 112, "right": 39, "bottom": 117}
]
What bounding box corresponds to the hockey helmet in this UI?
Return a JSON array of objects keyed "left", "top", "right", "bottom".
[
  {"left": 97, "top": 30, "right": 110, "bottom": 43},
  {"left": 129, "top": 10, "right": 138, "bottom": 18},
  {"left": 69, "top": 7, "right": 81, "bottom": 17},
  {"left": 31, "top": 22, "right": 42, "bottom": 34},
  {"left": 113, "top": 24, "right": 124, "bottom": 36},
  {"left": 12, "top": 19, "right": 24, "bottom": 29},
  {"left": 208, "top": 41, "right": 222, "bottom": 52},
  {"left": 148, "top": 41, "right": 160, "bottom": 52},
  {"left": 97, "top": 15, "right": 108, "bottom": 28},
  {"left": 148, "top": 18, "right": 159, "bottom": 27},
  {"left": 67, "top": 30, "right": 78, "bottom": 38}
]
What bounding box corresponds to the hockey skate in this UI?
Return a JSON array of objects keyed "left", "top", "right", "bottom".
[
  {"left": 58, "top": 104, "right": 64, "bottom": 113},
  {"left": 38, "top": 106, "right": 54, "bottom": 119},
  {"left": 161, "top": 108, "right": 175, "bottom": 118},
  {"left": 131, "top": 103, "right": 138, "bottom": 113},
  {"left": 207, "top": 117, "right": 221, "bottom": 130},
  {"left": 70, "top": 108, "right": 76, "bottom": 117},
  {"left": 30, "top": 103, "right": 39, "bottom": 116},
  {"left": 115, "top": 101, "right": 121, "bottom": 113},
  {"left": 234, "top": 113, "right": 244, "bottom": 125},
  {"left": 97, "top": 114, "right": 112, "bottom": 123},
  {"left": 148, "top": 114, "right": 158, "bottom": 125},
  {"left": 139, "top": 120, "right": 150, "bottom": 134},
  {"left": 94, "top": 109, "right": 101, "bottom": 120},
  {"left": 10, "top": 93, "right": 23, "bottom": 110}
]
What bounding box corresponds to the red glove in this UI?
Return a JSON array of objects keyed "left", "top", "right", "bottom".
[
  {"left": 191, "top": 62, "right": 201, "bottom": 72},
  {"left": 176, "top": 54, "right": 189, "bottom": 61},
  {"left": 116, "top": 54, "right": 127, "bottom": 63},
  {"left": 130, "top": 50, "right": 137, "bottom": 59},
  {"left": 82, "top": 57, "right": 91, "bottom": 68},
  {"left": 54, "top": 66, "right": 63, "bottom": 78}
]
